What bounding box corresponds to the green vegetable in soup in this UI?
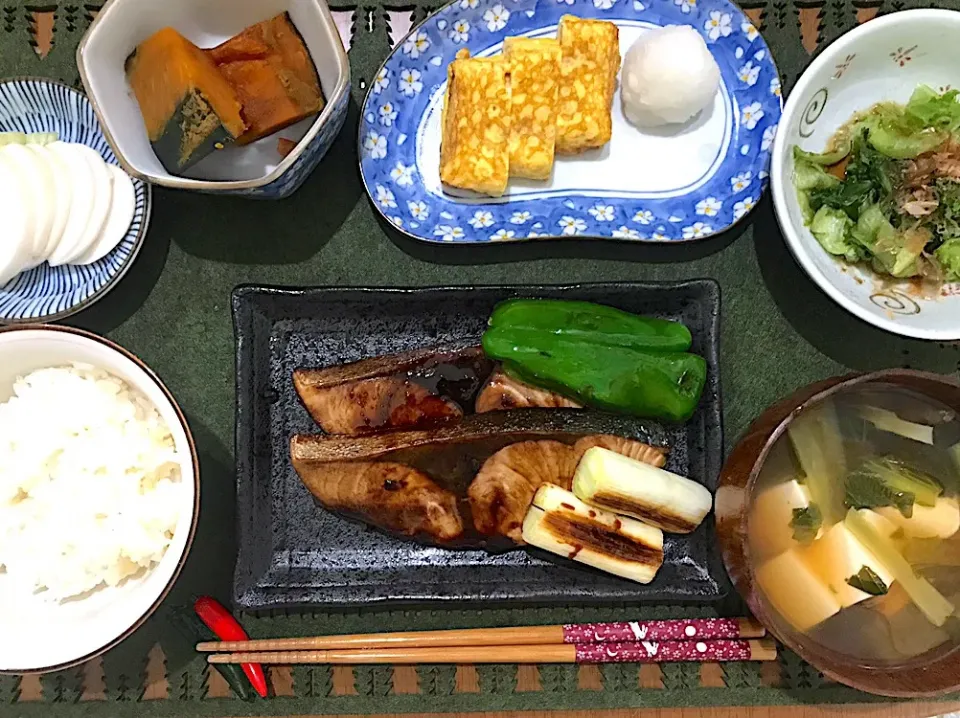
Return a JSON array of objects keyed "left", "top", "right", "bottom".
[
  {"left": 788, "top": 402, "right": 847, "bottom": 525},
  {"left": 845, "top": 508, "right": 955, "bottom": 627},
  {"left": 790, "top": 504, "right": 823, "bottom": 544},
  {"left": 860, "top": 406, "right": 935, "bottom": 445},
  {"left": 846, "top": 565, "right": 890, "bottom": 596},
  {"left": 845, "top": 457, "right": 943, "bottom": 518}
]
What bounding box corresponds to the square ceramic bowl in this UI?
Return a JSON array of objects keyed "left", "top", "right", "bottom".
[
  {"left": 771, "top": 9, "right": 960, "bottom": 340},
  {"left": 76, "top": 0, "right": 350, "bottom": 199},
  {"left": 0, "top": 325, "right": 199, "bottom": 673}
]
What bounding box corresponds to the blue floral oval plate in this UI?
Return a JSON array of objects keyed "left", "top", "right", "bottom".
[
  {"left": 359, "top": 0, "right": 781, "bottom": 243},
  {"left": 0, "top": 77, "right": 150, "bottom": 323}
]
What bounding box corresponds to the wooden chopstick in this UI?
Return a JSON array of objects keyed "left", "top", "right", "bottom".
[
  {"left": 196, "top": 617, "right": 764, "bottom": 653},
  {"left": 208, "top": 638, "right": 778, "bottom": 665}
]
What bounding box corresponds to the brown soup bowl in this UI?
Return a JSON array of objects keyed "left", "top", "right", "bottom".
[{"left": 717, "top": 368, "right": 960, "bottom": 697}]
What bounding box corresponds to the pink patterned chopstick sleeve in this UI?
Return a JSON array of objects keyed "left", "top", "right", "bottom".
[
  {"left": 562, "top": 618, "right": 743, "bottom": 644},
  {"left": 574, "top": 639, "right": 754, "bottom": 664}
]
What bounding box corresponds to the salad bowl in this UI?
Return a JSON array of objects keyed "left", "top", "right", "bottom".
[{"left": 771, "top": 9, "right": 960, "bottom": 340}]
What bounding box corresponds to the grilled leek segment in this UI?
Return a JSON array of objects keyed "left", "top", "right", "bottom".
[
  {"left": 522, "top": 484, "right": 664, "bottom": 583},
  {"left": 572, "top": 447, "right": 711, "bottom": 533}
]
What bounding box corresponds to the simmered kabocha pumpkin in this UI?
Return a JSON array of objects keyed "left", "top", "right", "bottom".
[
  {"left": 207, "top": 13, "right": 324, "bottom": 145},
  {"left": 126, "top": 28, "right": 246, "bottom": 172}
]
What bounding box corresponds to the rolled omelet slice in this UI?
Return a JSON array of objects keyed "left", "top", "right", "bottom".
[
  {"left": 555, "top": 15, "right": 620, "bottom": 154},
  {"left": 522, "top": 484, "right": 664, "bottom": 583},
  {"left": 503, "top": 37, "right": 561, "bottom": 180},
  {"left": 440, "top": 49, "right": 511, "bottom": 197}
]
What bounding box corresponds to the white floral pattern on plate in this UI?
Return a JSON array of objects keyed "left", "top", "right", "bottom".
[{"left": 360, "top": 0, "right": 782, "bottom": 243}]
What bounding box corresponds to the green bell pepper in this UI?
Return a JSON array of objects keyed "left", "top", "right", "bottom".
[
  {"left": 488, "top": 299, "right": 692, "bottom": 353},
  {"left": 483, "top": 327, "right": 707, "bottom": 422}
]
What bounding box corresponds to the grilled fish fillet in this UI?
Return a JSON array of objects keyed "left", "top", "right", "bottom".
[
  {"left": 475, "top": 369, "right": 582, "bottom": 413},
  {"left": 293, "top": 346, "right": 491, "bottom": 435},
  {"left": 291, "top": 439, "right": 465, "bottom": 542}
]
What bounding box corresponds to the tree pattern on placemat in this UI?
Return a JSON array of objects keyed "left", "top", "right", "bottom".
[
  {"left": 293, "top": 666, "right": 333, "bottom": 698},
  {"left": 538, "top": 664, "right": 578, "bottom": 694},
  {"left": 477, "top": 664, "right": 517, "bottom": 694},
  {"left": 418, "top": 664, "right": 457, "bottom": 696},
  {"left": 50, "top": 669, "right": 84, "bottom": 704},
  {"left": 601, "top": 663, "right": 637, "bottom": 692},
  {"left": 721, "top": 661, "right": 763, "bottom": 689},
  {"left": 779, "top": 649, "right": 808, "bottom": 689},
  {"left": 0, "top": 675, "right": 18, "bottom": 703},
  {"left": 0, "top": 0, "right": 951, "bottom": 712},
  {"left": 660, "top": 662, "right": 702, "bottom": 690},
  {"left": 353, "top": 665, "right": 393, "bottom": 697}
]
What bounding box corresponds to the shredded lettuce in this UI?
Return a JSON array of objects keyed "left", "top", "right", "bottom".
[
  {"left": 810, "top": 206, "right": 863, "bottom": 262},
  {"left": 792, "top": 147, "right": 841, "bottom": 223},
  {"left": 794, "top": 144, "right": 851, "bottom": 166},
  {"left": 935, "top": 237, "right": 960, "bottom": 281},
  {"left": 791, "top": 85, "right": 960, "bottom": 285},
  {"left": 906, "top": 85, "right": 960, "bottom": 133},
  {"left": 808, "top": 132, "right": 896, "bottom": 221}
]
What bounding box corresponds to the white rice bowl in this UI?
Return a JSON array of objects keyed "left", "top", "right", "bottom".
[
  {"left": 0, "top": 364, "right": 183, "bottom": 600},
  {"left": 0, "top": 327, "right": 197, "bottom": 673}
]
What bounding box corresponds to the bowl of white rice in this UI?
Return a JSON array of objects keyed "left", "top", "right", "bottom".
[{"left": 0, "top": 325, "right": 198, "bottom": 673}]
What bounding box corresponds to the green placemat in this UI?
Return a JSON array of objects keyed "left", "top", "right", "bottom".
[{"left": 4, "top": 0, "right": 960, "bottom": 714}]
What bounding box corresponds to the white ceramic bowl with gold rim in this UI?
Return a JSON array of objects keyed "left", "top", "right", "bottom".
[
  {"left": 771, "top": 9, "right": 960, "bottom": 340},
  {"left": 0, "top": 326, "right": 199, "bottom": 673}
]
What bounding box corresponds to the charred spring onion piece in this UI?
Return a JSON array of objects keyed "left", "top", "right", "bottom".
[
  {"left": 521, "top": 484, "right": 664, "bottom": 584},
  {"left": 844, "top": 508, "right": 955, "bottom": 627},
  {"left": 571, "top": 447, "right": 711, "bottom": 534}
]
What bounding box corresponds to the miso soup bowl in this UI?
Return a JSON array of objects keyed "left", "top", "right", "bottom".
[
  {"left": 717, "top": 369, "right": 960, "bottom": 697},
  {"left": 76, "top": 0, "right": 350, "bottom": 199}
]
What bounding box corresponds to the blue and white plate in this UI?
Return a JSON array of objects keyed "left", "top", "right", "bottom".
[
  {"left": 359, "top": 0, "right": 781, "bottom": 243},
  {"left": 0, "top": 78, "right": 150, "bottom": 322}
]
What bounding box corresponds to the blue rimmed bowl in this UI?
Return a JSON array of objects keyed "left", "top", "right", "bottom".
[{"left": 0, "top": 78, "right": 151, "bottom": 324}]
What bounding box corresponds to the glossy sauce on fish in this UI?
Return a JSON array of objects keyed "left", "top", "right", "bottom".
[
  {"left": 291, "top": 424, "right": 668, "bottom": 549},
  {"left": 293, "top": 346, "right": 494, "bottom": 435}
]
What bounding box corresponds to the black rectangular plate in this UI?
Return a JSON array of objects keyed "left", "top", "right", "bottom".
[{"left": 232, "top": 282, "right": 725, "bottom": 609}]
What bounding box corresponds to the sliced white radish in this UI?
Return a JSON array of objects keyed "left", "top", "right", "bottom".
[
  {"left": 32, "top": 145, "right": 72, "bottom": 261},
  {"left": 57, "top": 144, "right": 112, "bottom": 265},
  {"left": 46, "top": 142, "right": 96, "bottom": 267},
  {"left": 0, "top": 154, "right": 35, "bottom": 285},
  {"left": 75, "top": 165, "right": 135, "bottom": 265},
  {"left": 0, "top": 144, "right": 53, "bottom": 267}
]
